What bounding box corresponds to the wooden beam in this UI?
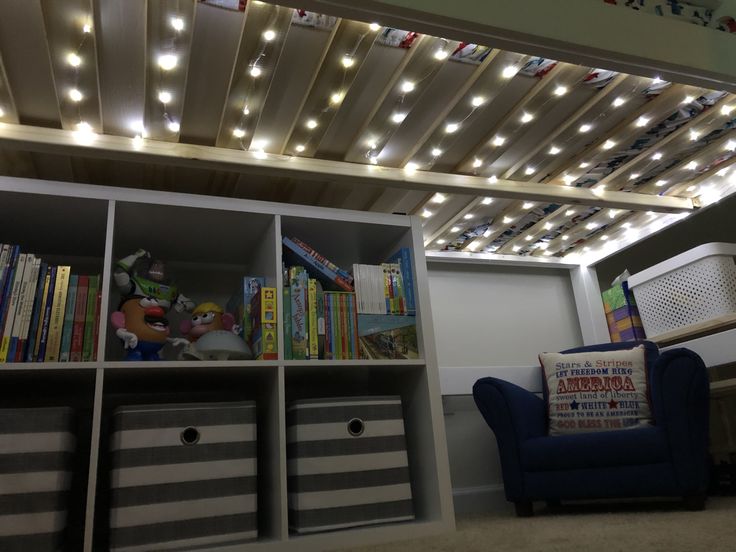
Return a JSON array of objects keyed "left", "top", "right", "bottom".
[{"left": 0, "top": 122, "right": 696, "bottom": 212}]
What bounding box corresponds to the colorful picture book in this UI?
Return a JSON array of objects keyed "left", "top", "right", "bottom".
[
  {"left": 282, "top": 237, "right": 353, "bottom": 292},
  {"left": 226, "top": 275, "right": 278, "bottom": 360},
  {"left": 358, "top": 315, "right": 419, "bottom": 360},
  {"left": 0, "top": 243, "right": 101, "bottom": 363}
]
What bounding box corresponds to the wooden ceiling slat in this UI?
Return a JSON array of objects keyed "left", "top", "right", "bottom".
[
  {"left": 251, "top": 21, "right": 339, "bottom": 155},
  {"left": 0, "top": 0, "right": 61, "bottom": 127},
  {"left": 315, "top": 43, "right": 407, "bottom": 159},
  {"left": 216, "top": 2, "right": 292, "bottom": 150},
  {"left": 143, "top": 0, "right": 197, "bottom": 142},
  {"left": 40, "top": 0, "right": 102, "bottom": 132},
  {"left": 502, "top": 73, "right": 630, "bottom": 180},
  {"left": 419, "top": 63, "right": 569, "bottom": 246},
  {"left": 378, "top": 57, "right": 484, "bottom": 168},
  {"left": 284, "top": 19, "right": 377, "bottom": 157},
  {"left": 94, "top": 0, "right": 146, "bottom": 136},
  {"left": 179, "top": 3, "right": 246, "bottom": 145},
  {"left": 0, "top": 51, "right": 19, "bottom": 124},
  {"left": 343, "top": 35, "right": 459, "bottom": 164}
]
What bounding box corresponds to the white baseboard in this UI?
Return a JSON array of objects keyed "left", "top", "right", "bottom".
[{"left": 452, "top": 483, "right": 512, "bottom": 516}]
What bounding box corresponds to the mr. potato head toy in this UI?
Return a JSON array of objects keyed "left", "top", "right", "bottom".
[{"left": 111, "top": 296, "right": 190, "bottom": 361}]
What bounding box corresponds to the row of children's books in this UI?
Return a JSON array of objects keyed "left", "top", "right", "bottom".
[
  {"left": 282, "top": 237, "right": 415, "bottom": 316},
  {"left": 284, "top": 266, "right": 360, "bottom": 360},
  {"left": 0, "top": 244, "right": 101, "bottom": 363}
]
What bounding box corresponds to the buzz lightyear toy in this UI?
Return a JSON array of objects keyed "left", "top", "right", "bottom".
[
  {"left": 110, "top": 249, "right": 194, "bottom": 361},
  {"left": 113, "top": 249, "right": 194, "bottom": 313}
]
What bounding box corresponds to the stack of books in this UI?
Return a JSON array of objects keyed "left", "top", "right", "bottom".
[{"left": 0, "top": 244, "right": 101, "bottom": 363}]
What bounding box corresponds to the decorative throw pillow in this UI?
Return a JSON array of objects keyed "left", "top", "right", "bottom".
[{"left": 539, "top": 345, "right": 653, "bottom": 435}]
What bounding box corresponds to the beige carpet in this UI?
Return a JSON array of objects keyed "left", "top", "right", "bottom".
[{"left": 346, "top": 496, "right": 736, "bottom": 552}]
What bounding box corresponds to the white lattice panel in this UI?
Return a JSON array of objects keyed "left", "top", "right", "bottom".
[{"left": 631, "top": 255, "right": 736, "bottom": 337}]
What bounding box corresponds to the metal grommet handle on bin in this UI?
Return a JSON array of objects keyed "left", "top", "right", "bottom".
[
  {"left": 347, "top": 418, "right": 365, "bottom": 437},
  {"left": 180, "top": 426, "right": 200, "bottom": 445}
]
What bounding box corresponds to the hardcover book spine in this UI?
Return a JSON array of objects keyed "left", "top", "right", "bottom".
[
  {"left": 25, "top": 262, "right": 48, "bottom": 362},
  {"left": 45, "top": 266, "right": 71, "bottom": 362},
  {"left": 6, "top": 253, "right": 32, "bottom": 362},
  {"left": 340, "top": 293, "right": 348, "bottom": 360},
  {"left": 59, "top": 275, "right": 78, "bottom": 362},
  {"left": 15, "top": 256, "right": 42, "bottom": 361},
  {"left": 0, "top": 252, "right": 27, "bottom": 362},
  {"left": 283, "top": 286, "right": 292, "bottom": 360},
  {"left": 70, "top": 275, "right": 89, "bottom": 362},
  {"left": 82, "top": 275, "right": 98, "bottom": 362},
  {"left": 389, "top": 248, "right": 415, "bottom": 315},
  {"left": 382, "top": 265, "right": 392, "bottom": 315},
  {"left": 32, "top": 269, "right": 52, "bottom": 361},
  {"left": 93, "top": 287, "right": 102, "bottom": 361},
  {"left": 0, "top": 245, "right": 20, "bottom": 324},
  {"left": 37, "top": 266, "right": 58, "bottom": 362},
  {"left": 349, "top": 293, "right": 359, "bottom": 359},
  {"left": 0, "top": 244, "right": 10, "bottom": 292},
  {"left": 308, "top": 279, "right": 318, "bottom": 360},
  {"left": 316, "top": 281, "right": 325, "bottom": 359},
  {"left": 290, "top": 268, "right": 308, "bottom": 360},
  {"left": 323, "top": 293, "right": 332, "bottom": 360}
]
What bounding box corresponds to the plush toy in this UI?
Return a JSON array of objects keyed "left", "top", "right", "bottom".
[
  {"left": 178, "top": 302, "right": 252, "bottom": 361},
  {"left": 111, "top": 296, "right": 189, "bottom": 361}
]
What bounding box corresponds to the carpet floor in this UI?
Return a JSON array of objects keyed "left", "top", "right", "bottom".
[{"left": 345, "top": 496, "right": 736, "bottom": 552}]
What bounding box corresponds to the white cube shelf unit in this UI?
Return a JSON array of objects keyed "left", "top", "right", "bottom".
[{"left": 0, "top": 175, "right": 454, "bottom": 552}]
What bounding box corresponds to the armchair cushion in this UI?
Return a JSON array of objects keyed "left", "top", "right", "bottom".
[
  {"left": 539, "top": 345, "right": 653, "bottom": 435},
  {"left": 521, "top": 426, "right": 669, "bottom": 471}
]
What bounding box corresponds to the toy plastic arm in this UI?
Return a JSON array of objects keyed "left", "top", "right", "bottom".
[
  {"left": 167, "top": 337, "right": 190, "bottom": 348},
  {"left": 116, "top": 249, "right": 150, "bottom": 271},
  {"left": 174, "top": 293, "right": 195, "bottom": 313},
  {"left": 114, "top": 249, "right": 150, "bottom": 291},
  {"left": 115, "top": 328, "right": 138, "bottom": 349}
]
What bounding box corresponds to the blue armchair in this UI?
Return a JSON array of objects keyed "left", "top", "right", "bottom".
[{"left": 473, "top": 341, "right": 710, "bottom": 516}]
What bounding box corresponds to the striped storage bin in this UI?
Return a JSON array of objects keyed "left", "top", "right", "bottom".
[
  {"left": 109, "top": 402, "right": 258, "bottom": 551},
  {"left": 287, "top": 396, "right": 414, "bottom": 534},
  {"left": 0, "top": 407, "right": 76, "bottom": 552}
]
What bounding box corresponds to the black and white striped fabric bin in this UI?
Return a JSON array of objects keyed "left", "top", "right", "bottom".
[
  {"left": 0, "top": 406, "right": 76, "bottom": 552},
  {"left": 109, "top": 402, "right": 258, "bottom": 551},
  {"left": 287, "top": 396, "right": 414, "bottom": 534}
]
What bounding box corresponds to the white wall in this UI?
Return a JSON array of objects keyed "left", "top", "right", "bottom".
[
  {"left": 427, "top": 261, "right": 584, "bottom": 514},
  {"left": 428, "top": 262, "right": 583, "bottom": 368}
]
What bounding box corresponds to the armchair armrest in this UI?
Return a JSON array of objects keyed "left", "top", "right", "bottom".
[
  {"left": 650, "top": 348, "right": 710, "bottom": 493},
  {"left": 473, "top": 377, "right": 546, "bottom": 501}
]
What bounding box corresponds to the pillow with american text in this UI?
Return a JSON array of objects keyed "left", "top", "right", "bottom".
[{"left": 539, "top": 345, "right": 653, "bottom": 435}]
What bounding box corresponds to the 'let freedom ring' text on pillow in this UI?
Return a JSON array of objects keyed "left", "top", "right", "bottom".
[{"left": 539, "top": 345, "right": 653, "bottom": 436}]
